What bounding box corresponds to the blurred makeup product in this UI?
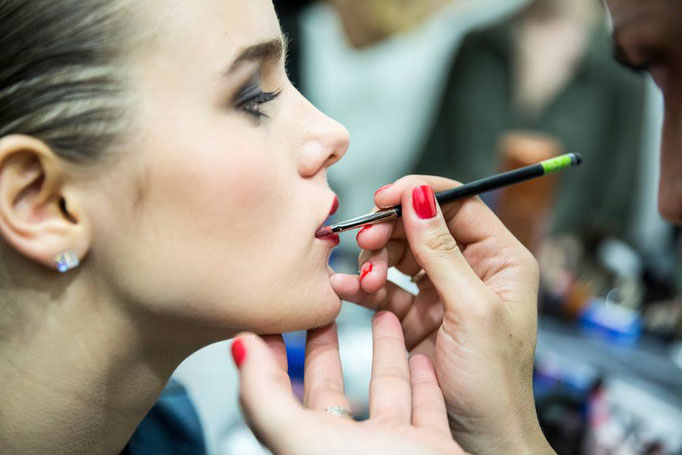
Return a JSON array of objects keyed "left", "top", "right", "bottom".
[
  {"left": 495, "top": 132, "right": 564, "bottom": 252},
  {"left": 318, "top": 151, "right": 582, "bottom": 236}
]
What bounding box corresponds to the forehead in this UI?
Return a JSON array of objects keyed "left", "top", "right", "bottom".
[{"left": 144, "top": 0, "right": 281, "bottom": 58}]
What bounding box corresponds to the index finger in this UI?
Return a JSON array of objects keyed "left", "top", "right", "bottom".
[
  {"left": 370, "top": 175, "right": 515, "bottom": 248},
  {"left": 304, "top": 323, "right": 353, "bottom": 414},
  {"left": 364, "top": 176, "right": 538, "bottom": 293},
  {"left": 369, "top": 311, "right": 412, "bottom": 424}
]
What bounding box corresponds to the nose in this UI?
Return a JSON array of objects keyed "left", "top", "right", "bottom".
[{"left": 296, "top": 99, "right": 350, "bottom": 178}]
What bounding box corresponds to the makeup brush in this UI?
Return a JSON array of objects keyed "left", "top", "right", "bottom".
[{"left": 319, "top": 153, "right": 582, "bottom": 235}]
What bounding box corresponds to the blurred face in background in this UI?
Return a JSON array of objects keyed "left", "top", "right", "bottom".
[
  {"left": 606, "top": 0, "right": 682, "bottom": 224},
  {"left": 328, "top": 0, "right": 452, "bottom": 47}
]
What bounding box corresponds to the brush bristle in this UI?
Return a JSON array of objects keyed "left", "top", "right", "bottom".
[{"left": 315, "top": 226, "right": 333, "bottom": 237}]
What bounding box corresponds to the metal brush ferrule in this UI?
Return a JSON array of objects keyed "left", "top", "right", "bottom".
[{"left": 329, "top": 209, "right": 399, "bottom": 234}]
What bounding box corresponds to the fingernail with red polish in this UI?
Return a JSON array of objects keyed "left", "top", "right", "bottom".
[
  {"left": 356, "top": 225, "right": 372, "bottom": 241},
  {"left": 231, "top": 338, "right": 246, "bottom": 368},
  {"left": 360, "top": 262, "right": 374, "bottom": 282},
  {"left": 413, "top": 185, "right": 437, "bottom": 219},
  {"left": 374, "top": 184, "right": 393, "bottom": 197}
]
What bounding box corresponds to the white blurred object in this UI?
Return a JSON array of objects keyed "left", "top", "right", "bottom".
[{"left": 597, "top": 238, "right": 642, "bottom": 279}]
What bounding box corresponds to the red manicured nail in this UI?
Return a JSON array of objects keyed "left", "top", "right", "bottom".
[
  {"left": 330, "top": 196, "right": 339, "bottom": 216},
  {"left": 413, "top": 185, "right": 437, "bottom": 219},
  {"left": 374, "top": 184, "right": 393, "bottom": 197},
  {"left": 360, "top": 262, "right": 374, "bottom": 282},
  {"left": 356, "top": 225, "right": 372, "bottom": 241},
  {"left": 231, "top": 338, "right": 246, "bottom": 368}
]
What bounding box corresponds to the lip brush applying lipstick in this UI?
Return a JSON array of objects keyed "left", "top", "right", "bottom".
[{"left": 317, "top": 153, "right": 582, "bottom": 236}]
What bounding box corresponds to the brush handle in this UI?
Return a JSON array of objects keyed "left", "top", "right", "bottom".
[
  {"left": 394, "top": 153, "right": 581, "bottom": 217},
  {"left": 329, "top": 153, "right": 582, "bottom": 233}
]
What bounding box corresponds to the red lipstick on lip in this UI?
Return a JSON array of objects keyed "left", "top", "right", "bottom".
[
  {"left": 315, "top": 226, "right": 340, "bottom": 245},
  {"left": 330, "top": 196, "right": 339, "bottom": 216},
  {"left": 315, "top": 196, "right": 340, "bottom": 244}
]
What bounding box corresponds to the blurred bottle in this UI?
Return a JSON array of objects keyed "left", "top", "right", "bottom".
[{"left": 495, "top": 131, "right": 563, "bottom": 253}]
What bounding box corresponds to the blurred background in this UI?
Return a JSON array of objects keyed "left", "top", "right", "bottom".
[{"left": 150, "top": 0, "right": 682, "bottom": 453}]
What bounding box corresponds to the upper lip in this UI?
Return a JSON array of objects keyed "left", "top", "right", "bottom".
[{"left": 315, "top": 195, "right": 339, "bottom": 237}]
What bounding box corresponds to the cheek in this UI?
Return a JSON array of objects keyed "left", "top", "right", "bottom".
[
  {"left": 204, "top": 154, "right": 281, "bottom": 223},
  {"left": 156, "top": 142, "right": 287, "bottom": 236}
]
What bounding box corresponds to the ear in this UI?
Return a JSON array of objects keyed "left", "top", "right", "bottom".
[{"left": 0, "top": 135, "right": 91, "bottom": 272}]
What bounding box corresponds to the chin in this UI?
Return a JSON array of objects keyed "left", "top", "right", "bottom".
[
  {"left": 658, "top": 196, "right": 682, "bottom": 226},
  {"left": 289, "top": 291, "right": 343, "bottom": 332},
  {"left": 252, "top": 287, "right": 342, "bottom": 335},
  {"left": 658, "top": 170, "right": 682, "bottom": 225}
]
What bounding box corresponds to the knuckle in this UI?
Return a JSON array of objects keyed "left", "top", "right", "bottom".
[
  {"left": 358, "top": 251, "right": 372, "bottom": 269},
  {"left": 526, "top": 251, "right": 540, "bottom": 277},
  {"left": 410, "top": 370, "right": 434, "bottom": 386},
  {"left": 373, "top": 405, "right": 411, "bottom": 423},
  {"left": 416, "top": 398, "right": 444, "bottom": 414},
  {"left": 420, "top": 230, "right": 459, "bottom": 257},
  {"left": 313, "top": 376, "right": 344, "bottom": 394},
  {"left": 374, "top": 364, "right": 410, "bottom": 383},
  {"left": 471, "top": 297, "right": 504, "bottom": 323},
  {"left": 307, "top": 334, "right": 336, "bottom": 350},
  {"left": 424, "top": 305, "right": 443, "bottom": 330}
]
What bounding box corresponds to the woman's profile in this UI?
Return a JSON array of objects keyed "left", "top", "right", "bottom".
[
  {"left": 0, "top": 1, "right": 551, "bottom": 454},
  {"left": 0, "top": 0, "right": 350, "bottom": 451}
]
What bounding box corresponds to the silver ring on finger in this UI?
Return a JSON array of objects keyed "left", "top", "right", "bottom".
[{"left": 324, "top": 406, "right": 354, "bottom": 420}]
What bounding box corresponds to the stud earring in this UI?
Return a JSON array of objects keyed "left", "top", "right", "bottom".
[{"left": 55, "top": 251, "right": 80, "bottom": 273}]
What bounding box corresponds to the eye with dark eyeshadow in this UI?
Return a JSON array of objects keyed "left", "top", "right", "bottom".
[{"left": 233, "top": 74, "right": 280, "bottom": 120}]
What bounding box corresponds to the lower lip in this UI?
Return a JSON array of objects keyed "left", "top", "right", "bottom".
[{"left": 316, "top": 232, "right": 340, "bottom": 246}]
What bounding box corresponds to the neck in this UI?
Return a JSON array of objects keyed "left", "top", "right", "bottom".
[
  {"left": 0, "top": 266, "right": 222, "bottom": 454},
  {"left": 524, "top": 0, "right": 600, "bottom": 25}
]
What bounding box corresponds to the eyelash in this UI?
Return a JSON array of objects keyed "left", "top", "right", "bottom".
[{"left": 234, "top": 76, "right": 281, "bottom": 119}]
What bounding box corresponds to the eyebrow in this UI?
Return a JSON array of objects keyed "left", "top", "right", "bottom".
[{"left": 226, "top": 37, "right": 287, "bottom": 74}]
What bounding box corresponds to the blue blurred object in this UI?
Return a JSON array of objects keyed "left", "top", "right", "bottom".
[
  {"left": 579, "top": 298, "right": 642, "bottom": 347},
  {"left": 122, "top": 379, "right": 206, "bottom": 455},
  {"left": 283, "top": 331, "right": 307, "bottom": 382}
]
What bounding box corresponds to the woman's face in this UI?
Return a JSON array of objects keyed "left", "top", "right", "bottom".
[
  {"left": 606, "top": 0, "right": 682, "bottom": 224},
  {"left": 84, "top": 0, "right": 349, "bottom": 334}
]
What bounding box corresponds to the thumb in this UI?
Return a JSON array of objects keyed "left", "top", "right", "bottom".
[
  {"left": 400, "top": 183, "right": 497, "bottom": 315},
  {"left": 231, "top": 334, "right": 303, "bottom": 452}
]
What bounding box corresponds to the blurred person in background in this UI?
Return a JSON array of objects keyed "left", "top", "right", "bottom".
[{"left": 415, "top": 0, "right": 646, "bottom": 244}]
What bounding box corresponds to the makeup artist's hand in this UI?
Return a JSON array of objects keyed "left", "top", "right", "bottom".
[
  {"left": 331, "top": 176, "right": 554, "bottom": 455},
  {"left": 231, "top": 312, "right": 467, "bottom": 455}
]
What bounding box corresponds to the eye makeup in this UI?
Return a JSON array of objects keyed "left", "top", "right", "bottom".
[{"left": 232, "top": 73, "right": 280, "bottom": 119}]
